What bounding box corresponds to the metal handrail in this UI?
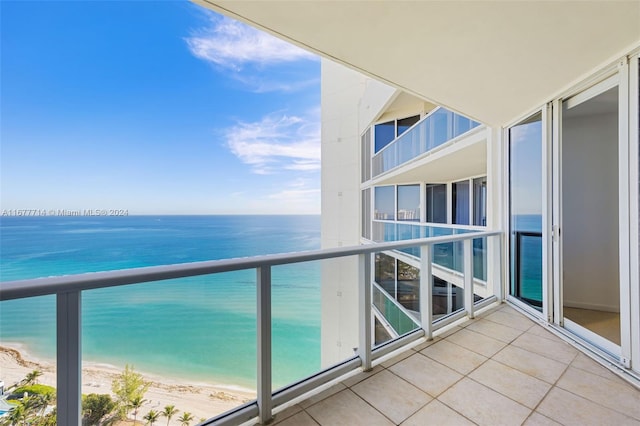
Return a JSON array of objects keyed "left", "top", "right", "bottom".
[
  {"left": 0, "top": 230, "right": 500, "bottom": 301},
  {"left": 0, "top": 229, "right": 503, "bottom": 425},
  {"left": 372, "top": 219, "right": 486, "bottom": 232}
]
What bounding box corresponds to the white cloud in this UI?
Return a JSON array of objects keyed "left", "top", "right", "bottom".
[
  {"left": 232, "top": 73, "right": 320, "bottom": 93},
  {"left": 225, "top": 113, "right": 320, "bottom": 174},
  {"left": 185, "top": 14, "right": 316, "bottom": 71}
]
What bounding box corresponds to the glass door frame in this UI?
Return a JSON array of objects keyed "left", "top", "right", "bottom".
[
  {"left": 551, "top": 60, "right": 633, "bottom": 365},
  {"left": 629, "top": 51, "right": 639, "bottom": 376},
  {"left": 504, "top": 107, "right": 553, "bottom": 321}
]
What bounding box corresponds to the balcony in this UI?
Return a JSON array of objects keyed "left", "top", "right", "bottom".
[
  {"left": 371, "top": 108, "right": 481, "bottom": 178},
  {"left": 2, "top": 229, "right": 638, "bottom": 425},
  {"left": 267, "top": 303, "right": 640, "bottom": 425}
]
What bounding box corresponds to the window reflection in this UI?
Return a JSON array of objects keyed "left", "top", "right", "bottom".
[
  {"left": 425, "top": 184, "right": 447, "bottom": 223},
  {"left": 374, "top": 120, "right": 396, "bottom": 152},
  {"left": 452, "top": 180, "right": 470, "bottom": 225},
  {"left": 374, "top": 186, "right": 395, "bottom": 220},
  {"left": 397, "top": 185, "right": 420, "bottom": 222},
  {"left": 509, "top": 113, "right": 543, "bottom": 310}
]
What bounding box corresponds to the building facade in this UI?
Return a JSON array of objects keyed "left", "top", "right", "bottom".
[{"left": 317, "top": 50, "right": 640, "bottom": 383}]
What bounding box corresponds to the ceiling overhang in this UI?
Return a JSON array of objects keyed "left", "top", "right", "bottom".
[{"left": 195, "top": 0, "right": 640, "bottom": 127}]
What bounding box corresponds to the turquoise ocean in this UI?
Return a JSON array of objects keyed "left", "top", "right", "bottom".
[{"left": 0, "top": 215, "right": 321, "bottom": 390}]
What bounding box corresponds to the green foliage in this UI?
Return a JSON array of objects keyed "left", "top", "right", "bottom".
[
  {"left": 110, "top": 364, "right": 149, "bottom": 417},
  {"left": 0, "top": 395, "right": 55, "bottom": 426},
  {"left": 178, "top": 412, "right": 194, "bottom": 426},
  {"left": 1, "top": 403, "right": 25, "bottom": 426},
  {"left": 12, "top": 384, "right": 56, "bottom": 400},
  {"left": 31, "top": 408, "right": 57, "bottom": 426},
  {"left": 22, "top": 370, "right": 43, "bottom": 386},
  {"left": 129, "top": 395, "right": 147, "bottom": 424},
  {"left": 161, "top": 405, "right": 178, "bottom": 425},
  {"left": 143, "top": 409, "right": 160, "bottom": 425},
  {"left": 82, "top": 393, "right": 116, "bottom": 425}
]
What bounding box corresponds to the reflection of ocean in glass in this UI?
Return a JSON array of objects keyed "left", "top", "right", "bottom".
[
  {"left": 374, "top": 222, "right": 485, "bottom": 281},
  {"left": 512, "top": 214, "right": 542, "bottom": 305},
  {"left": 509, "top": 112, "right": 543, "bottom": 308},
  {"left": 0, "top": 215, "right": 321, "bottom": 389}
]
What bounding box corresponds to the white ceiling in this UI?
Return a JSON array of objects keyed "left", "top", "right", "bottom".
[{"left": 195, "top": 0, "right": 640, "bottom": 127}]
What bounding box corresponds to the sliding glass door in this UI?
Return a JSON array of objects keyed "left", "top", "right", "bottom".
[
  {"left": 556, "top": 74, "right": 625, "bottom": 356},
  {"left": 508, "top": 113, "right": 544, "bottom": 312}
]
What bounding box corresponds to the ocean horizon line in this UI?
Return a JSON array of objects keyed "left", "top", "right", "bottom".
[
  {"left": 1, "top": 215, "right": 322, "bottom": 390},
  {"left": 1, "top": 213, "right": 320, "bottom": 218}
]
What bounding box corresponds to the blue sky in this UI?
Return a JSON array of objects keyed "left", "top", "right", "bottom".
[{"left": 0, "top": 1, "right": 321, "bottom": 214}]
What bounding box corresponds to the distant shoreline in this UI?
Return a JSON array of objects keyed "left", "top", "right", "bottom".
[{"left": 0, "top": 343, "right": 256, "bottom": 422}]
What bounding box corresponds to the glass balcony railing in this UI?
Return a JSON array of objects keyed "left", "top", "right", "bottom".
[
  {"left": 0, "top": 230, "right": 501, "bottom": 425},
  {"left": 372, "top": 221, "right": 487, "bottom": 281},
  {"left": 512, "top": 231, "right": 543, "bottom": 308},
  {"left": 372, "top": 283, "right": 420, "bottom": 337},
  {"left": 372, "top": 107, "right": 481, "bottom": 177}
]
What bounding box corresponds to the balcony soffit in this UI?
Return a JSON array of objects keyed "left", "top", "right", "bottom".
[
  {"left": 377, "top": 91, "right": 437, "bottom": 123},
  {"left": 195, "top": 0, "right": 640, "bottom": 127},
  {"left": 371, "top": 135, "right": 487, "bottom": 186}
]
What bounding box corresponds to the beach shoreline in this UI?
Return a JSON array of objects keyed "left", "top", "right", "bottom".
[{"left": 0, "top": 343, "right": 256, "bottom": 423}]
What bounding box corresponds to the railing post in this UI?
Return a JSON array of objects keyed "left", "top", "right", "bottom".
[
  {"left": 491, "top": 235, "right": 503, "bottom": 301},
  {"left": 257, "top": 266, "right": 272, "bottom": 424},
  {"left": 463, "top": 239, "right": 474, "bottom": 319},
  {"left": 358, "top": 252, "right": 372, "bottom": 371},
  {"left": 419, "top": 245, "right": 433, "bottom": 340},
  {"left": 57, "top": 291, "right": 82, "bottom": 426}
]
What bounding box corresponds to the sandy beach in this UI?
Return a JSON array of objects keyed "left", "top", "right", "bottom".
[{"left": 0, "top": 343, "right": 256, "bottom": 424}]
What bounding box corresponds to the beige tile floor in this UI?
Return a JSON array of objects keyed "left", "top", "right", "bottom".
[{"left": 266, "top": 304, "right": 640, "bottom": 426}]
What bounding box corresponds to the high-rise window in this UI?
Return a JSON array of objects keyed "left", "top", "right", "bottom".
[
  {"left": 397, "top": 260, "right": 419, "bottom": 312},
  {"left": 362, "top": 188, "right": 371, "bottom": 239},
  {"left": 425, "top": 184, "right": 447, "bottom": 223},
  {"left": 397, "top": 184, "right": 420, "bottom": 221},
  {"left": 375, "top": 253, "right": 396, "bottom": 297},
  {"left": 473, "top": 177, "right": 487, "bottom": 226},
  {"left": 452, "top": 180, "right": 470, "bottom": 225},
  {"left": 361, "top": 128, "right": 371, "bottom": 183},
  {"left": 397, "top": 115, "right": 420, "bottom": 136},
  {"left": 374, "top": 186, "right": 395, "bottom": 220},
  {"left": 374, "top": 120, "right": 395, "bottom": 152},
  {"left": 374, "top": 114, "right": 422, "bottom": 153}
]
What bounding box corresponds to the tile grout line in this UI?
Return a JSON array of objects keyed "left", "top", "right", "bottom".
[
  {"left": 432, "top": 333, "right": 500, "bottom": 361},
  {"left": 352, "top": 359, "right": 434, "bottom": 425},
  {"left": 522, "top": 351, "right": 576, "bottom": 425},
  {"left": 552, "top": 362, "right": 640, "bottom": 422}
]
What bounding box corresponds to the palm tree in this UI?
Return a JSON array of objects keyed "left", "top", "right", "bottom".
[
  {"left": 178, "top": 412, "right": 194, "bottom": 426},
  {"left": 35, "top": 392, "right": 53, "bottom": 417},
  {"left": 21, "top": 395, "right": 43, "bottom": 424},
  {"left": 143, "top": 409, "right": 160, "bottom": 426},
  {"left": 162, "top": 405, "right": 178, "bottom": 426},
  {"left": 22, "top": 370, "right": 42, "bottom": 386},
  {"left": 5, "top": 404, "right": 26, "bottom": 426},
  {"left": 129, "top": 395, "right": 147, "bottom": 424}
]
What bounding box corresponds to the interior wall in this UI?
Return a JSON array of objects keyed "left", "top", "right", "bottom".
[{"left": 562, "top": 109, "right": 619, "bottom": 312}]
